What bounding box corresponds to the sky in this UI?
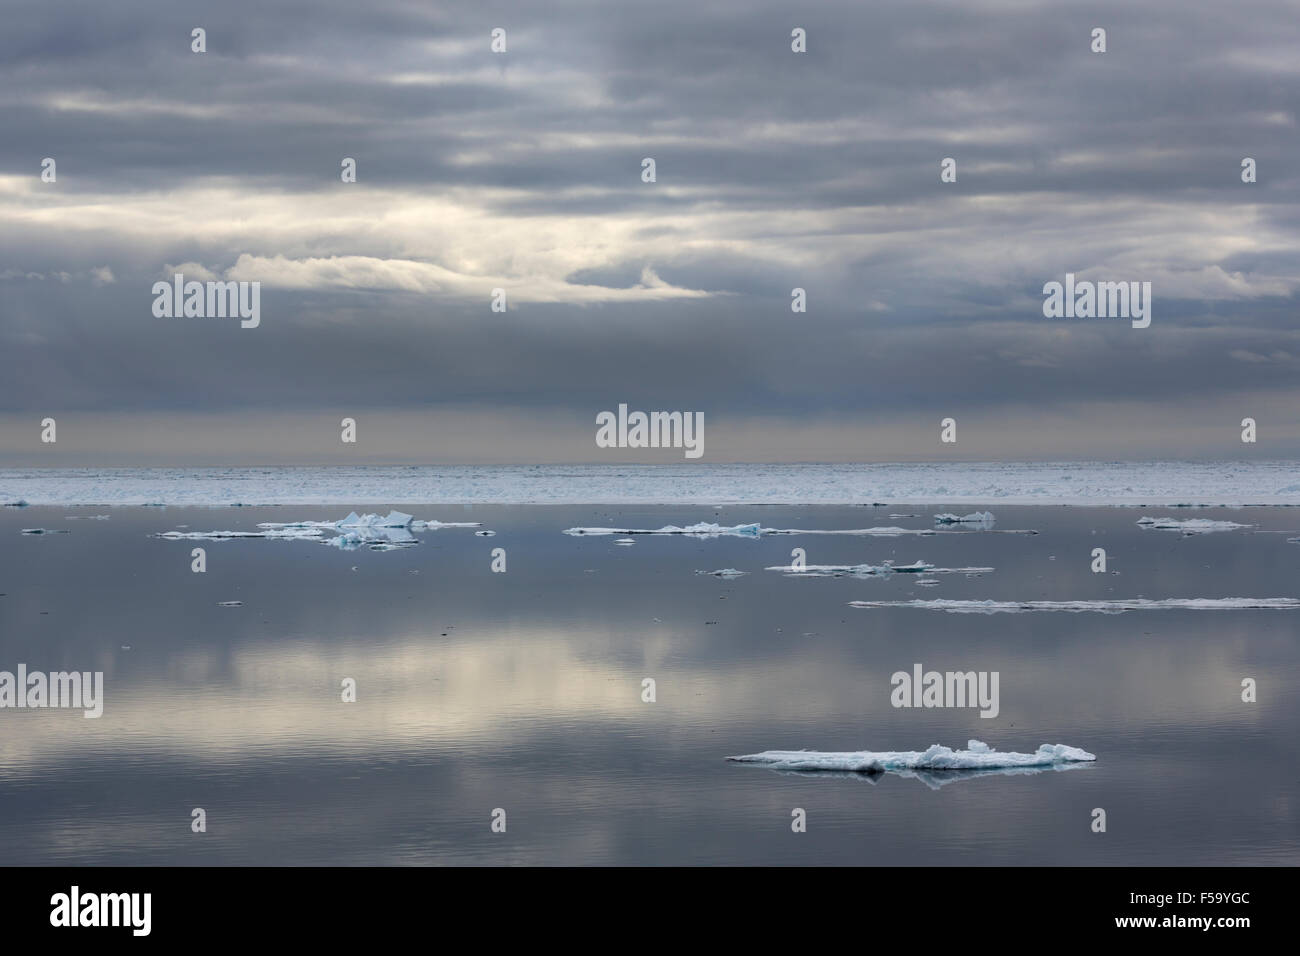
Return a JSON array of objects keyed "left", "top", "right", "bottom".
[{"left": 2, "top": 0, "right": 1299, "bottom": 464}]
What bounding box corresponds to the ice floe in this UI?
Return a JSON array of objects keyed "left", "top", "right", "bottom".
[
  {"left": 697, "top": 568, "right": 747, "bottom": 578},
  {"left": 565, "top": 522, "right": 763, "bottom": 537},
  {"left": 727, "top": 739, "right": 1095, "bottom": 774},
  {"left": 934, "top": 511, "right": 994, "bottom": 527},
  {"left": 156, "top": 511, "right": 480, "bottom": 552},
  {"left": 767, "top": 559, "right": 993, "bottom": 577},
  {"left": 259, "top": 511, "right": 479, "bottom": 531},
  {"left": 325, "top": 527, "right": 418, "bottom": 551},
  {"left": 848, "top": 597, "right": 1300, "bottom": 613},
  {"left": 1136, "top": 516, "right": 1251, "bottom": 534},
  {"left": 564, "top": 522, "right": 1029, "bottom": 537},
  {"left": 158, "top": 528, "right": 325, "bottom": 540}
]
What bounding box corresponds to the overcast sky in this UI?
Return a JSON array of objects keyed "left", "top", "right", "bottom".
[{"left": 2, "top": 0, "right": 1299, "bottom": 464}]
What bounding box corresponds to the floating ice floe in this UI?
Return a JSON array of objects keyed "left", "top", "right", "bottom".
[
  {"left": 260, "top": 511, "right": 479, "bottom": 531},
  {"left": 325, "top": 527, "right": 418, "bottom": 551},
  {"left": 934, "top": 511, "right": 995, "bottom": 527},
  {"left": 767, "top": 559, "right": 993, "bottom": 577},
  {"left": 156, "top": 511, "right": 480, "bottom": 552},
  {"left": 848, "top": 597, "right": 1300, "bottom": 613},
  {"left": 1136, "top": 516, "right": 1251, "bottom": 534},
  {"left": 697, "top": 568, "right": 747, "bottom": 578},
  {"left": 158, "top": 528, "right": 325, "bottom": 540},
  {"left": 727, "top": 739, "right": 1095, "bottom": 774},
  {"left": 564, "top": 522, "right": 1031, "bottom": 537},
  {"left": 565, "top": 522, "right": 763, "bottom": 537}
]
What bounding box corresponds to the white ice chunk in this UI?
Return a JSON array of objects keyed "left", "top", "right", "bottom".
[
  {"left": 727, "top": 739, "right": 1095, "bottom": 773},
  {"left": 336, "top": 510, "right": 413, "bottom": 528},
  {"left": 325, "top": 526, "right": 418, "bottom": 551}
]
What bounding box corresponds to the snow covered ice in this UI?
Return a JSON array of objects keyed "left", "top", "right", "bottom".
[{"left": 727, "top": 739, "right": 1096, "bottom": 773}]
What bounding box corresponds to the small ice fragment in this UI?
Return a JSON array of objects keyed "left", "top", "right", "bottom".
[{"left": 697, "top": 569, "right": 747, "bottom": 578}]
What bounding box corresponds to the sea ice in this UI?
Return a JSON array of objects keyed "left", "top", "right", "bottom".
[
  {"left": 565, "top": 522, "right": 1031, "bottom": 538},
  {"left": 934, "top": 511, "right": 995, "bottom": 526},
  {"left": 1136, "top": 516, "right": 1251, "bottom": 534},
  {"left": 564, "top": 522, "right": 763, "bottom": 537},
  {"left": 727, "top": 739, "right": 1095, "bottom": 773},
  {"left": 767, "top": 560, "right": 993, "bottom": 577},
  {"left": 849, "top": 597, "right": 1300, "bottom": 613},
  {"left": 157, "top": 512, "right": 480, "bottom": 551},
  {"left": 158, "top": 528, "right": 325, "bottom": 540},
  {"left": 325, "top": 527, "right": 418, "bottom": 551},
  {"left": 8, "top": 461, "right": 1300, "bottom": 505}
]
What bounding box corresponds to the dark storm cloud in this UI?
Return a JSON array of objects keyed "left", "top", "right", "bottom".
[{"left": 2, "top": 0, "right": 1299, "bottom": 460}]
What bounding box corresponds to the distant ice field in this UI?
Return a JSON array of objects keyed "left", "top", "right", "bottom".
[{"left": 2, "top": 461, "right": 1299, "bottom": 507}]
